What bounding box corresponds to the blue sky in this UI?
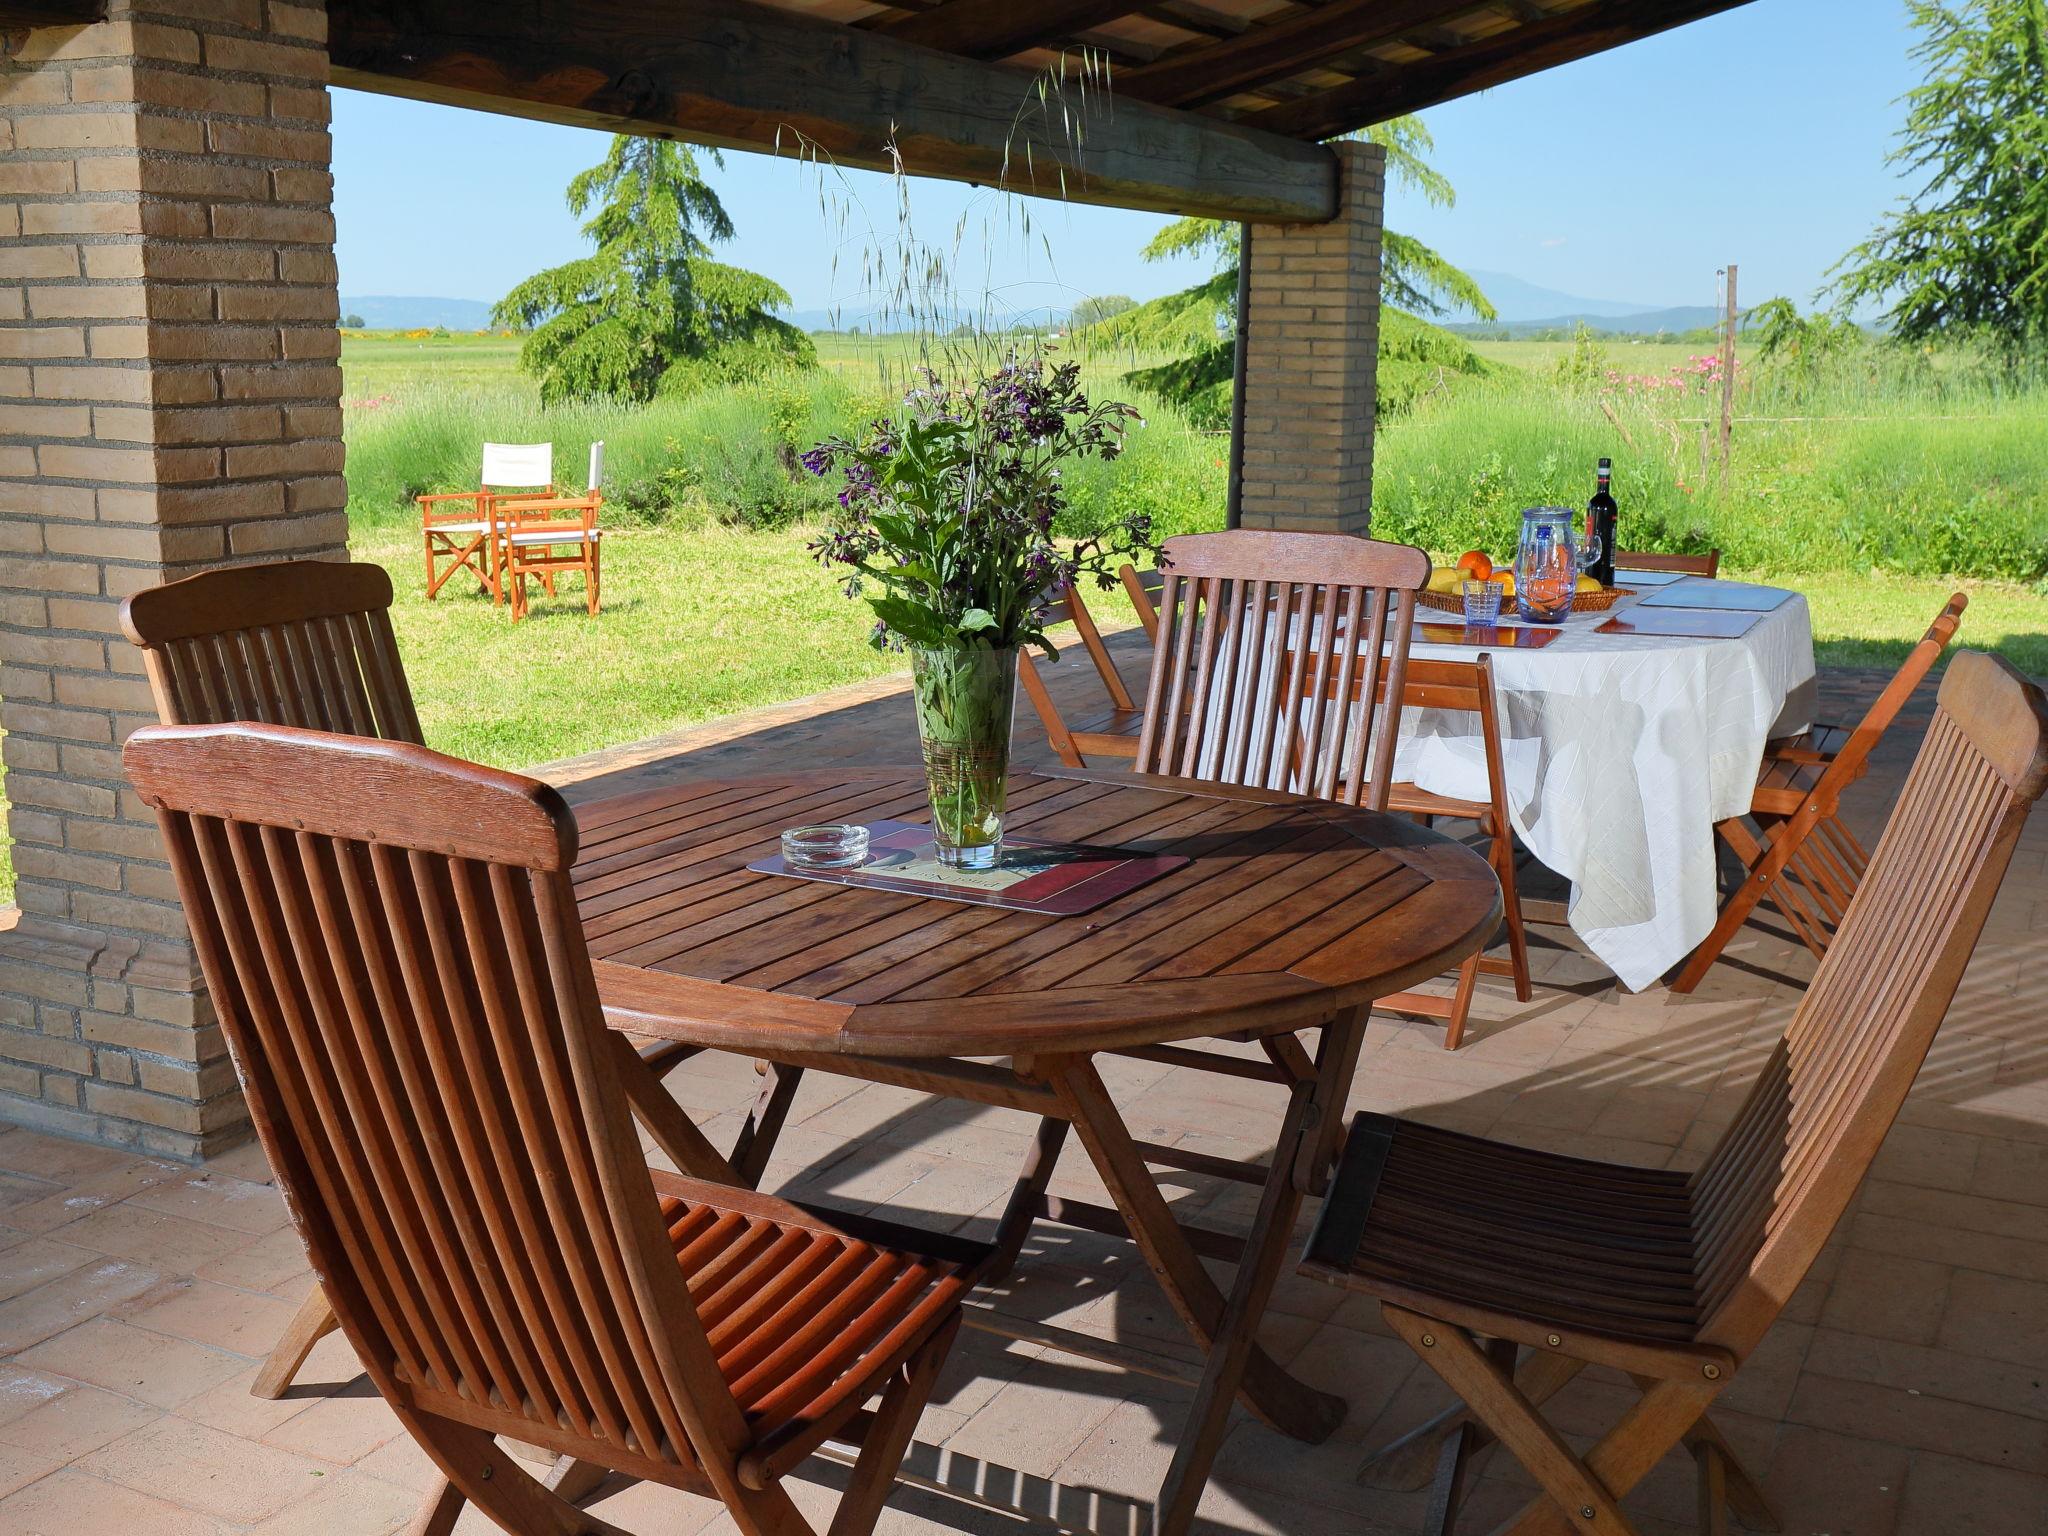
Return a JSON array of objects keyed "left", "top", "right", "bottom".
[{"left": 332, "top": 0, "right": 1921, "bottom": 318}]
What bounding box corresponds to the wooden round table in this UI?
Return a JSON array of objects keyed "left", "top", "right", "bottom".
[{"left": 572, "top": 766, "right": 1500, "bottom": 1535}]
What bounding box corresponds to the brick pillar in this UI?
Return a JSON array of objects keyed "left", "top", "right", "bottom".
[
  {"left": 1236, "top": 139, "right": 1384, "bottom": 535},
  {"left": 0, "top": 0, "right": 345, "bottom": 1157}
]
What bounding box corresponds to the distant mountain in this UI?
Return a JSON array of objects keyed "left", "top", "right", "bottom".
[
  {"left": 784, "top": 303, "right": 1069, "bottom": 333},
  {"left": 1462, "top": 270, "right": 1655, "bottom": 323},
  {"left": 340, "top": 295, "right": 496, "bottom": 330},
  {"left": 1446, "top": 304, "right": 1723, "bottom": 339}
]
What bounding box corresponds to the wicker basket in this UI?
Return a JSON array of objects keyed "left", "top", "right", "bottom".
[{"left": 1417, "top": 584, "right": 1634, "bottom": 616}]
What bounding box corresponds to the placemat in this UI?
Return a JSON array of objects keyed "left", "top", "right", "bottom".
[
  {"left": 1597, "top": 607, "right": 1766, "bottom": 640},
  {"left": 750, "top": 819, "right": 1190, "bottom": 915},
  {"left": 1418, "top": 624, "right": 1566, "bottom": 649},
  {"left": 1636, "top": 579, "right": 1793, "bottom": 612}
]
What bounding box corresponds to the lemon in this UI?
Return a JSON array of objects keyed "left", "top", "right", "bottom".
[
  {"left": 1427, "top": 566, "right": 1464, "bottom": 594},
  {"left": 1574, "top": 573, "right": 1603, "bottom": 593}
]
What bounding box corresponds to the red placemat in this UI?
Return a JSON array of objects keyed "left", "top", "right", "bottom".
[
  {"left": 749, "top": 819, "right": 1190, "bottom": 915},
  {"left": 1597, "top": 607, "right": 1765, "bottom": 640},
  {"left": 1418, "top": 624, "right": 1566, "bottom": 649}
]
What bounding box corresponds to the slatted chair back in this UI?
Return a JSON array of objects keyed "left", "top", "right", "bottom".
[
  {"left": 1134, "top": 530, "right": 1429, "bottom": 811},
  {"left": 1615, "top": 549, "right": 1719, "bottom": 577},
  {"left": 1692, "top": 651, "right": 2048, "bottom": 1360},
  {"left": 119, "top": 559, "right": 423, "bottom": 744},
  {"left": 124, "top": 723, "right": 745, "bottom": 1483}
]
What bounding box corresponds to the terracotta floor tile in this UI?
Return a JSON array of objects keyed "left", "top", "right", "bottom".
[
  {"left": 1933, "top": 1268, "right": 2048, "bottom": 1371},
  {"left": 258, "top": 1386, "right": 406, "bottom": 1466},
  {"left": 1786, "top": 1373, "right": 2047, "bottom": 1476},
  {"left": 0, "top": 1238, "right": 94, "bottom": 1305},
  {"left": 0, "top": 1258, "right": 163, "bottom": 1354},
  {"left": 1759, "top": 1424, "right": 1907, "bottom": 1536},
  {"left": 190, "top": 1225, "right": 313, "bottom": 1294},
  {"left": 1897, "top": 1450, "right": 2048, "bottom": 1536},
  {"left": 0, "top": 1363, "right": 70, "bottom": 1426},
  {"left": 171, "top": 1365, "right": 320, "bottom": 1439},
  {"left": 125, "top": 1278, "right": 301, "bottom": 1357},
  {"left": 126, "top": 1172, "right": 290, "bottom": 1235},
  {"left": 51, "top": 1203, "right": 261, "bottom": 1274},
  {"left": 0, "top": 1467, "right": 223, "bottom": 1536},
  {"left": 1817, "top": 1249, "right": 1954, "bottom": 1346},
  {"left": 0, "top": 1377, "right": 157, "bottom": 1463},
  {"left": 15, "top": 1317, "right": 246, "bottom": 1410},
  {"left": 76, "top": 1415, "right": 331, "bottom": 1523},
  {"left": 0, "top": 1443, "right": 65, "bottom": 1501},
  {"left": 244, "top": 1466, "right": 419, "bottom": 1536}
]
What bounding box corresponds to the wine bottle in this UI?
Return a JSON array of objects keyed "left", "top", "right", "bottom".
[{"left": 1587, "top": 457, "right": 1618, "bottom": 587}]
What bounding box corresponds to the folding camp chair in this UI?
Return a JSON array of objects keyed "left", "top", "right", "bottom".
[
  {"left": 1670, "top": 591, "right": 1967, "bottom": 992},
  {"left": 1303, "top": 649, "right": 2048, "bottom": 1535},
  {"left": 1017, "top": 574, "right": 1149, "bottom": 766},
  {"left": 127, "top": 722, "right": 994, "bottom": 1536},
  {"left": 418, "top": 441, "right": 555, "bottom": 602}
]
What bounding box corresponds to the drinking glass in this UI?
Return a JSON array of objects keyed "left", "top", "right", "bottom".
[{"left": 1461, "top": 579, "right": 1504, "bottom": 626}]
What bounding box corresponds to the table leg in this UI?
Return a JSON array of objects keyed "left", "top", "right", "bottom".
[
  {"left": 729, "top": 1063, "right": 804, "bottom": 1188},
  {"left": 1049, "top": 1059, "right": 1346, "bottom": 1446},
  {"left": 1153, "top": 1007, "right": 1369, "bottom": 1536}
]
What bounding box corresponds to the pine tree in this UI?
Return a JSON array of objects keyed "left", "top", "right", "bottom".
[
  {"left": 494, "top": 136, "right": 815, "bottom": 405},
  {"left": 1829, "top": 0, "right": 2048, "bottom": 352}
]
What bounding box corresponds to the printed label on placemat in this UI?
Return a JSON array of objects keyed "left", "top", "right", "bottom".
[{"left": 749, "top": 820, "right": 1190, "bottom": 915}]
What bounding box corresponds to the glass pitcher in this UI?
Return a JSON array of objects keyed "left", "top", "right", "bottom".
[{"left": 1513, "top": 506, "right": 1602, "bottom": 623}]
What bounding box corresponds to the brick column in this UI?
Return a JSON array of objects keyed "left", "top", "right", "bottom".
[
  {"left": 0, "top": 0, "right": 345, "bottom": 1157},
  {"left": 1236, "top": 139, "right": 1385, "bottom": 535}
]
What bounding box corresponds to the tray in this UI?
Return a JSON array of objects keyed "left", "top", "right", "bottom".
[
  {"left": 1597, "top": 608, "right": 1765, "bottom": 640},
  {"left": 1417, "top": 624, "right": 1565, "bottom": 649},
  {"left": 1636, "top": 579, "right": 1792, "bottom": 612},
  {"left": 1418, "top": 585, "right": 1633, "bottom": 615},
  {"left": 749, "top": 819, "right": 1189, "bottom": 915}
]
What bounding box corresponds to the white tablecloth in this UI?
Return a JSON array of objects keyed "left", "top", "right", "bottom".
[{"left": 1394, "top": 578, "right": 1816, "bottom": 990}]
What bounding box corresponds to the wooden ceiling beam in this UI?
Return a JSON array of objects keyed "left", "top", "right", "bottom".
[
  {"left": 1242, "top": 0, "right": 1761, "bottom": 140},
  {"left": 0, "top": 0, "right": 105, "bottom": 26},
  {"left": 324, "top": 0, "right": 1340, "bottom": 222},
  {"left": 1119, "top": 0, "right": 1507, "bottom": 110},
  {"left": 872, "top": 0, "right": 1142, "bottom": 61}
]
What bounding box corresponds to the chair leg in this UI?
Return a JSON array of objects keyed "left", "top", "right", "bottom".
[
  {"left": 608, "top": 1033, "right": 737, "bottom": 1181},
  {"left": 587, "top": 545, "right": 601, "bottom": 616},
  {"left": 1669, "top": 862, "right": 1776, "bottom": 993},
  {"left": 1695, "top": 1440, "right": 1727, "bottom": 1536},
  {"left": 250, "top": 1285, "right": 341, "bottom": 1399},
  {"left": 1422, "top": 1337, "right": 1517, "bottom": 1536},
  {"left": 826, "top": 1314, "right": 958, "bottom": 1536},
  {"left": 1441, "top": 952, "right": 1481, "bottom": 1051},
  {"left": 1489, "top": 818, "right": 1533, "bottom": 1002},
  {"left": 395, "top": 1406, "right": 636, "bottom": 1536}
]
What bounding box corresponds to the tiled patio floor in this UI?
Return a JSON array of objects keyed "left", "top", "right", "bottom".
[{"left": 2, "top": 640, "right": 2044, "bottom": 1536}]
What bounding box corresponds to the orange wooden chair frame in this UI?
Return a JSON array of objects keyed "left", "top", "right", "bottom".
[
  {"left": 1016, "top": 565, "right": 1164, "bottom": 767},
  {"left": 497, "top": 492, "right": 605, "bottom": 621},
  {"left": 1670, "top": 591, "right": 1967, "bottom": 991},
  {"left": 127, "top": 722, "right": 996, "bottom": 1536},
  {"left": 1614, "top": 549, "right": 1720, "bottom": 578},
  {"left": 1373, "top": 655, "right": 1533, "bottom": 1049},
  {"left": 1303, "top": 649, "right": 2048, "bottom": 1536}
]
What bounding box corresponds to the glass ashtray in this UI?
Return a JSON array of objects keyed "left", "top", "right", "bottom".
[{"left": 781, "top": 823, "right": 870, "bottom": 870}]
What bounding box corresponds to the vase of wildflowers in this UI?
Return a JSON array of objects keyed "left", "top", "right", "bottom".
[{"left": 805, "top": 356, "right": 1154, "bottom": 869}]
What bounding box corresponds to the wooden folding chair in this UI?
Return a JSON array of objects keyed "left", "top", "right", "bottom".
[
  {"left": 1373, "top": 656, "right": 1532, "bottom": 1049},
  {"left": 1017, "top": 575, "right": 1151, "bottom": 767},
  {"left": 1669, "top": 591, "right": 1967, "bottom": 992},
  {"left": 1109, "top": 528, "right": 1431, "bottom": 1120},
  {"left": 418, "top": 440, "right": 555, "bottom": 603},
  {"left": 1302, "top": 649, "right": 2048, "bottom": 1536},
  {"left": 119, "top": 558, "right": 701, "bottom": 1402},
  {"left": 126, "top": 721, "right": 994, "bottom": 1536},
  {"left": 497, "top": 492, "right": 605, "bottom": 620},
  {"left": 1614, "top": 549, "right": 1720, "bottom": 578},
  {"left": 1134, "top": 528, "right": 1429, "bottom": 809}
]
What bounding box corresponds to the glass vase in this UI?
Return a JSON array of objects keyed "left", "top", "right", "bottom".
[{"left": 909, "top": 646, "right": 1016, "bottom": 870}]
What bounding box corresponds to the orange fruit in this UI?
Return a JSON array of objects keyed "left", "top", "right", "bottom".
[{"left": 1455, "top": 549, "right": 1493, "bottom": 581}]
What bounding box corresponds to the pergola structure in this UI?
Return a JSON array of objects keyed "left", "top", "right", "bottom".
[{"left": 0, "top": 0, "right": 1757, "bottom": 1155}]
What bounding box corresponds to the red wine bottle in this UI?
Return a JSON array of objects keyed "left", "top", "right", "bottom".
[{"left": 1587, "top": 457, "right": 1617, "bottom": 586}]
